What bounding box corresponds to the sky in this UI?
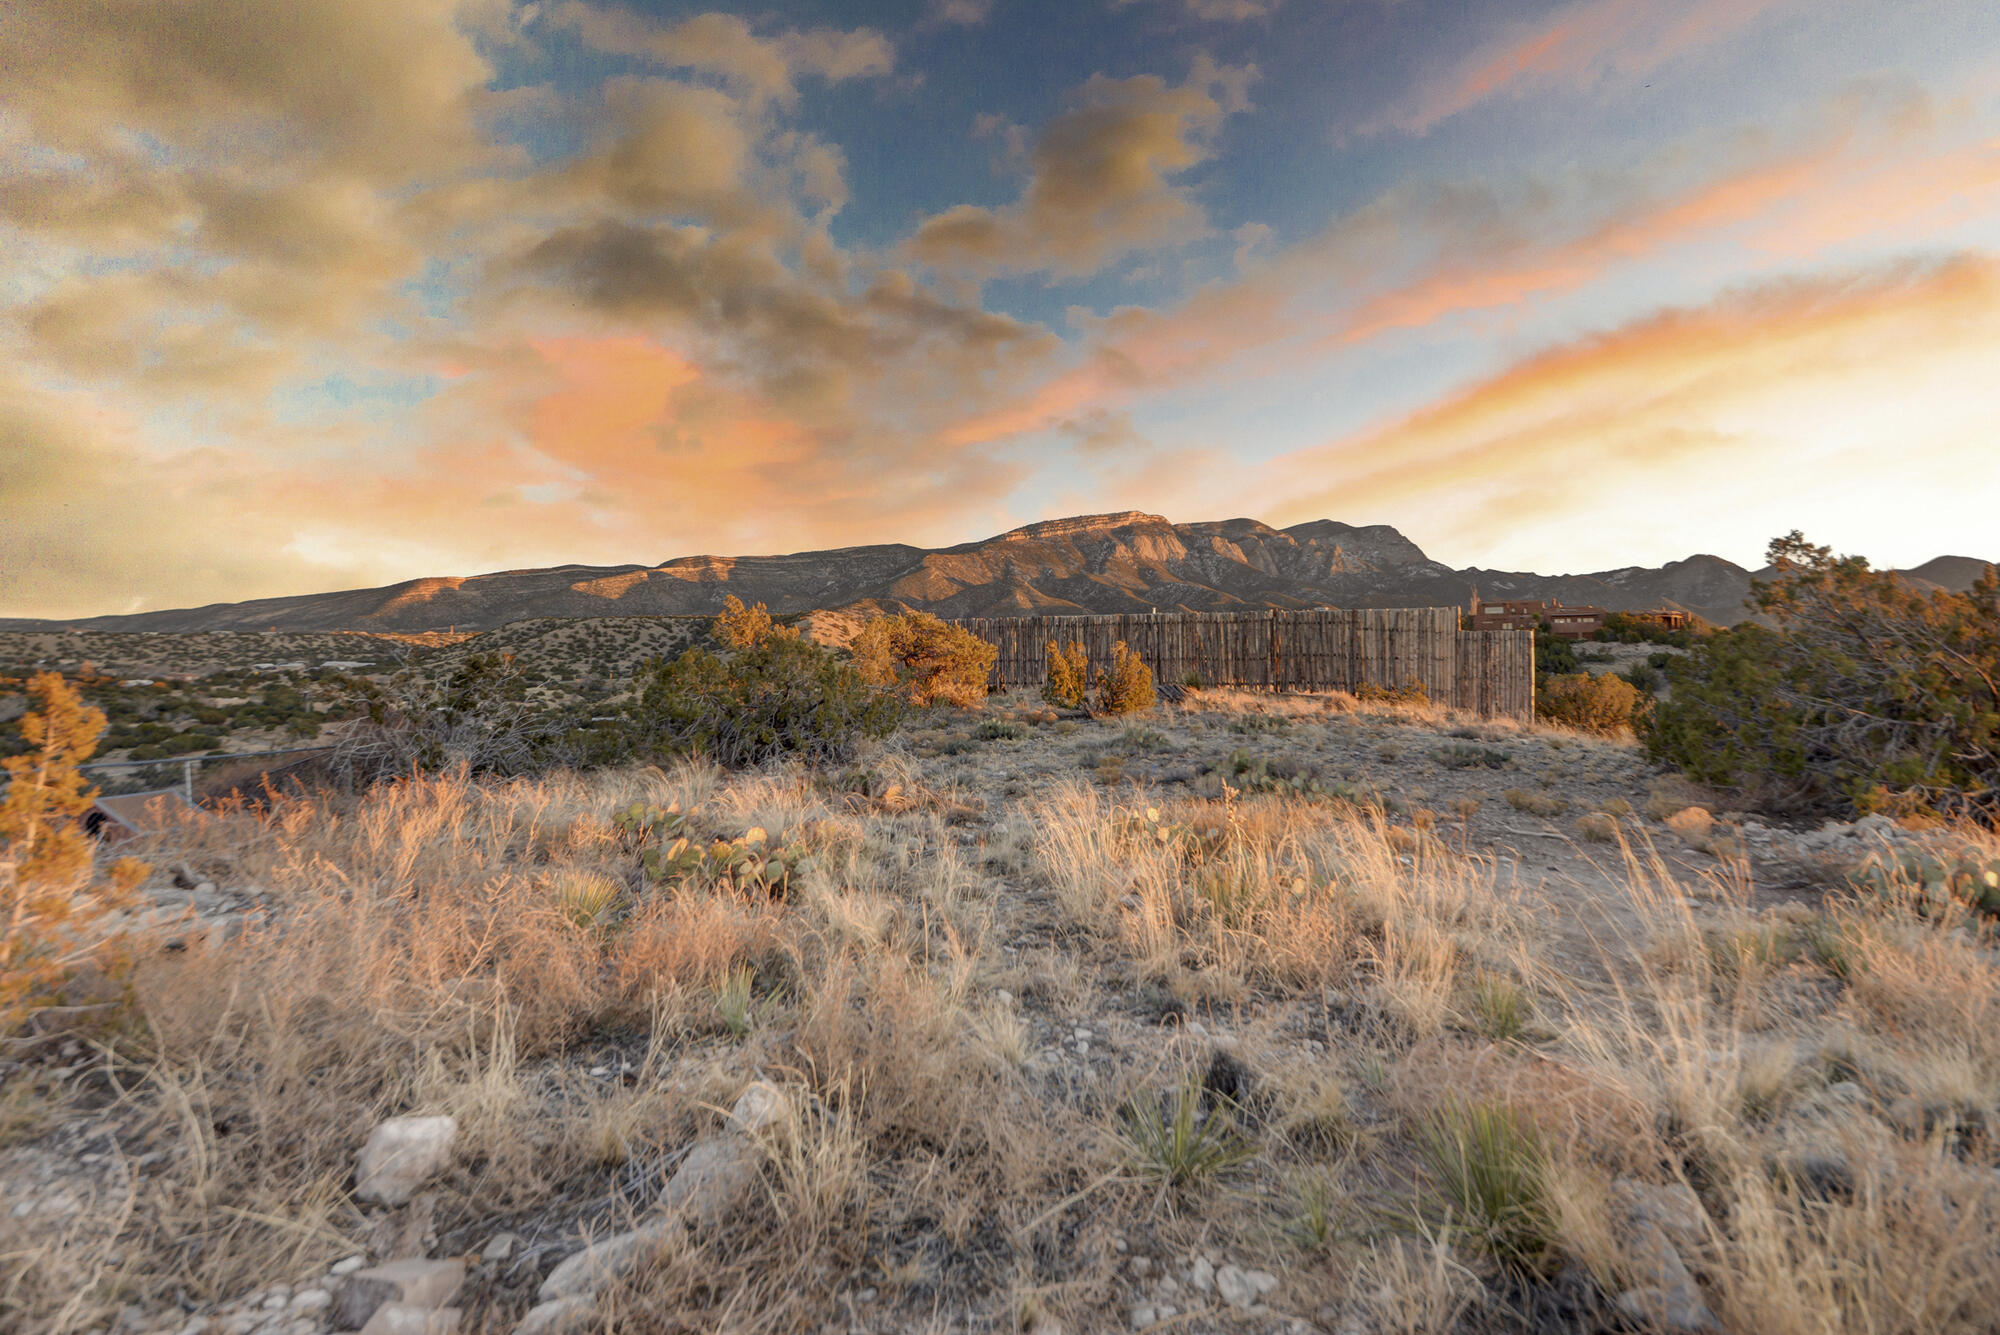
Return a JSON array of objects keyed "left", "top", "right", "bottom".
[{"left": 4, "top": 0, "right": 1999, "bottom": 619}]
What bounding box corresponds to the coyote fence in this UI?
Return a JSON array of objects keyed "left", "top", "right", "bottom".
[{"left": 949, "top": 608, "right": 1535, "bottom": 721}]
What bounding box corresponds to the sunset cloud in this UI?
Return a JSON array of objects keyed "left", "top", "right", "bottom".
[
  {"left": 2, "top": 0, "right": 1996, "bottom": 618},
  {"left": 1364, "top": 0, "right": 1793, "bottom": 136},
  {"left": 908, "top": 57, "right": 1255, "bottom": 278},
  {"left": 1251, "top": 255, "right": 2000, "bottom": 568}
]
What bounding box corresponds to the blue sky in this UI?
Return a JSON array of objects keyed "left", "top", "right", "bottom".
[{"left": 4, "top": 0, "right": 1999, "bottom": 616}]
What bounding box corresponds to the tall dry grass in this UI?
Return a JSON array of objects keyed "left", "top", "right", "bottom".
[{"left": 3, "top": 747, "right": 1996, "bottom": 1334}]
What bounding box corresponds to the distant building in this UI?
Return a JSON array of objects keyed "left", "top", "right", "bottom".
[
  {"left": 1625, "top": 609, "right": 1690, "bottom": 632},
  {"left": 1467, "top": 589, "right": 1606, "bottom": 641},
  {"left": 85, "top": 789, "right": 198, "bottom": 843}
]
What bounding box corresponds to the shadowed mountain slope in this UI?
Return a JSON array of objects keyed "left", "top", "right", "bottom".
[{"left": 6, "top": 513, "right": 1989, "bottom": 633}]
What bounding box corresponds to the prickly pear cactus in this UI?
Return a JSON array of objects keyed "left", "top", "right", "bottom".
[
  {"left": 631, "top": 817, "right": 808, "bottom": 896},
  {"left": 1847, "top": 848, "right": 2000, "bottom": 917}
]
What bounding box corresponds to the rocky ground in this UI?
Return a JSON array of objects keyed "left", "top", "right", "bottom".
[{"left": 4, "top": 690, "right": 1996, "bottom": 1335}]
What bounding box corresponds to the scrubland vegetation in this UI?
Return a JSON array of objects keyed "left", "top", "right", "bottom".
[{"left": 3, "top": 541, "right": 1998, "bottom": 1335}]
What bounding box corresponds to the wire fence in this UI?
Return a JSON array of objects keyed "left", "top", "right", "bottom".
[{"left": 63, "top": 744, "right": 337, "bottom": 800}]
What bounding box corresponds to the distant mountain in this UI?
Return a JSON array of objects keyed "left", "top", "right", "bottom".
[
  {"left": 4, "top": 513, "right": 1989, "bottom": 633},
  {"left": 1899, "top": 556, "right": 1994, "bottom": 594}
]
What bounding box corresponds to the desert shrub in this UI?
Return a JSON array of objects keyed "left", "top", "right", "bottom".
[
  {"left": 851, "top": 612, "right": 996, "bottom": 708},
  {"left": 1096, "top": 642, "right": 1156, "bottom": 714},
  {"left": 1536, "top": 672, "right": 1642, "bottom": 735},
  {"left": 328, "top": 653, "right": 546, "bottom": 783},
  {"left": 637, "top": 635, "right": 900, "bottom": 767},
  {"left": 1534, "top": 628, "right": 1580, "bottom": 677},
  {"left": 2, "top": 674, "right": 147, "bottom": 1036},
  {"left": 1043, "top": 641, "right": 1090, "bottom": 710},
  {"left": 1504, "top": 787, "right": 1567, "bottom": 817},
  {"left": 1624, "top": 661, "right": 1665, "bottom": 694},
  {"left": 973, "top": 720, "right": 1028, "bottom": 741},
  {"left": 1648, "top": 534, "right": 2000, "bottom": 818},
  {"left": 713, "top": 594, "right": 792, "bottom": 649},
  {"left": 1356, "top": 681, "right": 1430, "bottom": 706}
]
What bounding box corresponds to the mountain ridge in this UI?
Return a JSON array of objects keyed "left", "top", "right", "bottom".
[{"left": 4, "top": 513, "right": 1990, "bottom": 634}]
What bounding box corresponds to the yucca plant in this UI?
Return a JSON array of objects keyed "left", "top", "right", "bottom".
[
  {"left": 1414, "top": 1099, "right": 1554, "bottom": 1274},
  {"left": 551, "top": 869, "right": 624, "bottom": 931},
  {"left": 1123, "top": 1073, "right": 1258, "bottom": 1191},
  {"left": 1465, "top": 972, "right": 1529, "bottom": 1042}
]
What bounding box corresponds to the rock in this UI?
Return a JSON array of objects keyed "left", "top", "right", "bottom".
[
  {"left": 481, "top": 1233, "right": 520, "bottom": 1263},
  {"left": 728, "top": 1082, "right": 785, "bottom": 1135},
  {"left": 1130, "top": 1307, "right": 1157, "bottom": 1329},
  {"left": 1612, "top": 1180, "right": 1707, "bottom": 1250},
  {"left": 332, "top": 1259, "right": 466, "bottom": 1331},
  {"left": 1215, "top": 1265, "right": 1277, "bottom": 1310},
  {"left": 1787, "top": 1150, "right": 1854, "bottom": 1202},
  {"left": 287, "top": 1290, "right": 330, "bottom": 1315},
  {"left": 358, "top": 1304, "right": 460, "bottom": 1335},
  {"left": 329, "top": 1257, "right": 366, "bottom": 1277},
  {"left": 1189, "top": 1255, "right": 1214, "bottom": 1293},
  {"left": 1617, "top": 1284, "right": 1719, "bottom": 1332},
  {"left": 537, "top": 1223, "right": 675, "bottom": 1302},
  {"left": 368, "top": 1191, "right": 438, "bottom": 1262},
  {"left": 1610, "top": 1179, "right": 1717, "bottom": 1332},
  {"left": 355, "top": 1117, "right": 458, "bottom": 1207},
  {"left": 659, "top": 1135, "right": 759, "bottom": 1229},
  {"left": 512, "top": 1297, "right": 595, "bottom": 1335}
]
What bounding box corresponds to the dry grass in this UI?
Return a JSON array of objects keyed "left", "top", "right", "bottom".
[{"left": 4, "top": 702, "right": 1998, "bottom": 1335}]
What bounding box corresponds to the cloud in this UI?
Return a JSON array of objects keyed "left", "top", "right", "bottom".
[
  {"left": 907, "top": 56, "right": 1255, "bottom": 278},
  {"left": 1112, "top": 0, "right": 1284, "bottom": 22},
  {"left": 1250, "top": 255, "right": 2000, "bottom": 568},
  {"left": 1362, "top": 0, "right": 1791, "bottom": 136},
  {"left": 940, "top": 87, "right": 2000, "bottom": 451},
  {"left": 546, "top": 5, "right": 893, "bottom": 106},
  {"left": 930, "top": 0, "right": 995, "bottom": 25}
]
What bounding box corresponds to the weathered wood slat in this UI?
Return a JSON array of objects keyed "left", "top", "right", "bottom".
[{"left": 945, "top": 608, "right": 1533, "bottom": 721}]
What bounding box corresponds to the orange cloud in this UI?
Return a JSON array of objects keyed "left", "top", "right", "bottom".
[{"left": 1249, "top": 255, "right": 2000, "bottom": 568}]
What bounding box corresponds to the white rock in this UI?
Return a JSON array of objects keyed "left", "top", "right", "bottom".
[
  {"left": 1189, "top": 1256, "right": 1214, "bottom": 1293},
  {"left": 287, "top": 1290, "right": 330, "bottom": 1314},
  {"left": 512, "top": 1297, "right": 595, "bottom": 1335},
  {"left": 1215, "top": 1265, "right": 1276, "bottom": 1310},
  {"left": 481, "top": 1232, "right": 520, "bottom": 1263},
  {"left": 728, "top": 1082, "right": 786, "bottom": 1135},
  {"left": 1130, "top": 1307, "right": 1157, "bottom": 1329},
  {"left": 537, "top": 1224, "right": 674, "bottom": 1302},
  {"left": 355, "top": 1116, "right": 459, "bottom": 1206},
  {"left": 333, "top": 1259, "right": 465, "bottom": 1330},
  {"left": 358, "top": 1303, "right": 460, "bottom": 1335},
  {"left": 659, "top": 1135, "right": 759, "bottom": 1228},
  {"left": 330, "top": 1257, "right": 366, "bottom": 1277}
]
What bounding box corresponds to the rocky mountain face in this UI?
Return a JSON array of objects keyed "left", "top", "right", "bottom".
[{"left": 8, "top": 513, "right": 1989, "bottom": 633}]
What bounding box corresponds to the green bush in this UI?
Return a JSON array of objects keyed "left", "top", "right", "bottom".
[
  {"left": 1096, "top": 641, "right": 1155, "bottom": 715},
  {"left": 637, "top": 635, "right": 900, "bottom": 767},
  {"left": 851, "top": 612, "right": 996, "bottom": 709},
  {"left": 1534, "top": 627, "right": 1580, "bottom": 677},
  {"left": 1043, "top": 641, "right": 1090, "bottom": 710},
  {"left": 1536, "top": 672, "right": 1643, "bottom": 734},
  {"left": 1647, "top": 534, "right": 2000, "bottom": 818}
]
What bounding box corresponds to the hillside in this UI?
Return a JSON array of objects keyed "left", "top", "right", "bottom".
[{"left": 6, "top": 513, "right": 1989, "bottom": 633}]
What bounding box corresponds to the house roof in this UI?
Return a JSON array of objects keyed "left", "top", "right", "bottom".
[{"left": 90, "top": 788, "right": 197, "bottom": 836}]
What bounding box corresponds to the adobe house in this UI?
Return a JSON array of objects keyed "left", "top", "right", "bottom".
[{"left": 1467, "top": 589, "right": 1606, "bottom": 640}]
